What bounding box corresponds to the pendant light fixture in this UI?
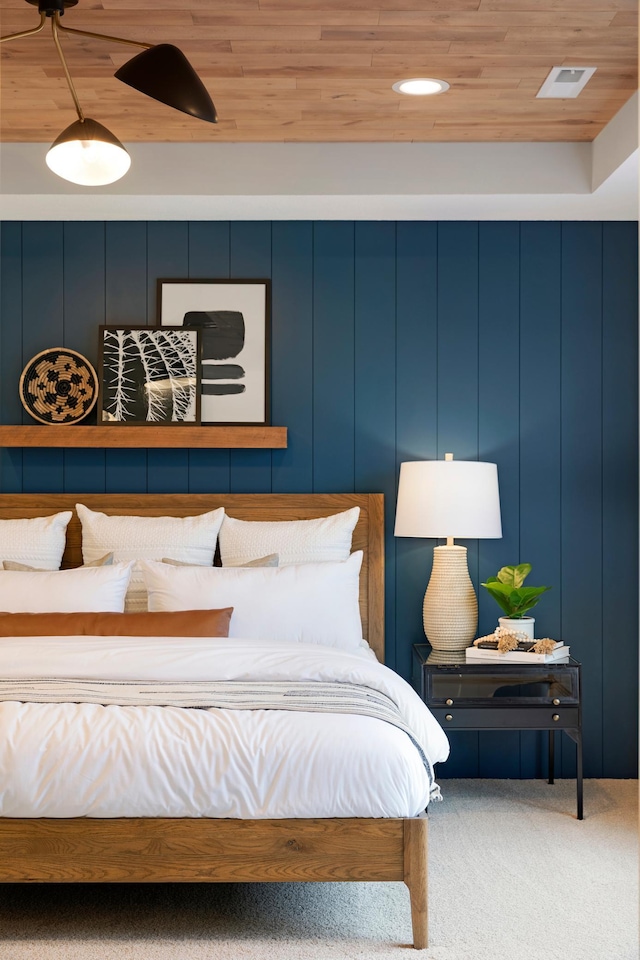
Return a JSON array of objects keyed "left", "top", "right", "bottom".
[
  {"left": 115, "top": 44, "right": 218, "bottom": 124},
  {"left": 0, "top": 0, "right": 217, "bottom": 186},
  {"left": 46, "top": 119, "right": 131, "bottom": 187}
]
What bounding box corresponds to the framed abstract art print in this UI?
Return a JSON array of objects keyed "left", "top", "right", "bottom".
[{"left": 157, "top": 279, "right": 270, "bottom": 426}]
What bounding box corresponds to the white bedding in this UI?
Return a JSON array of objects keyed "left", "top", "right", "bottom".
[{"left": 0, "top": 636, "right": 449, "bottom": 819}]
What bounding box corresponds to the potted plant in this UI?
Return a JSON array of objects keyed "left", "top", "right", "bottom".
[{"left": 480, "top": 563, "right": 551, "bottom": 639}]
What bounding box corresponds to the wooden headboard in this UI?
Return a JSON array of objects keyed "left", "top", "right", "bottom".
[{"left": 0, "top": 493, "right": 385, "bottom": 661}]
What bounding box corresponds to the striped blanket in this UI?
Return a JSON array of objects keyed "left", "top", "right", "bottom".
[{"left": 0, "top": 677, "right": 439, "bottom": 798}]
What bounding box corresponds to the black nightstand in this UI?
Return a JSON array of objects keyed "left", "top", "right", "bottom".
[{"left": 413, "top": 643, "right": 583, "bottom": 819}]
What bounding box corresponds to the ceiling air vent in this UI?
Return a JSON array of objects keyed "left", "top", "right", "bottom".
[{"left": 537, "top": 66, "right": 596, "bottom": 99}]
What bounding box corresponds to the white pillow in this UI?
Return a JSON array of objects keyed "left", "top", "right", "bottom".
[
  {"left": 142, "top": 551, "right": 364, "bottom": 651},
  {"left": 0, "top": 561, "right": 134, "bottom": 613},
  {"left": 76, "top": 504, "right": 225, "bottom": 613},
  {"left": 218, "top": 507, "right": 360, "bottom": 567},
  {"left": 0, "top": 512, "right": 72, "bottom": 570}
]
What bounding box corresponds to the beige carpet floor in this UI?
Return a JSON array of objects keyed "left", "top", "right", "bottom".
[{"left": 0, "top": 779, "right": 637, "bottom": 960}]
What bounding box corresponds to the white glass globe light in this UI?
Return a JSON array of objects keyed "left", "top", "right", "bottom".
[
  {"left": 46, "top": 118, "right": 131, "bottom": 186},
  {"left": 392, "top": 78, "right": 450, "bottom": 96}
]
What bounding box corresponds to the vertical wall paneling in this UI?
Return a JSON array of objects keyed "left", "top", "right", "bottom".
[
  {"left": 187, "top": 221, "right": 232, "bottom": 494},
  {"left": 105, "top": 222, "right": 148, "bottom": 325},
  {"left": 561, "top": 222, "right": 603, "bottom": 779},
  {"left": 395, "top": 222, "right": 438, "bottom": 682},
  {"left": 436, "top": 222, "right": 480, "bottom": 461},
  {"left": 2, "top": 220, "right": 637, "bottom": 780},
  {"left": 146, "top": 223, "right": 189, "bottom": 493},
  {"left": 229, "top": 222, "right": 273, "bottom": 493},
  {"left": 477, "top": 222, "right": 521, "bottom": 778},
  {"left": 271, "top": 222, "right": 314, "bottom": 493},
  {"left": 0, "top": 222, "right": 23, "bottom": 491},
  {"left": 104, "top": 222, "right": 148, "bottom": 492},
  {"left": 354, "top": 222, "right": 398, "bottom": 669},
  {"left": 21, "top": 223, "right": 65, "bottom": 493},
  {"left": 62, "top": 223, "right": 106, "bottom": 493},
  {"left": 312, "top": 222, "right": 355, "bottom": 493},
  {"left": 602, "top": 222, "right": 639, "bottom": 778},
  {"left": 437, "top": 222, "right": 481, "bottom": 585},
  {"left": 519, "top": 222, "right": 563, "bottom": 778},
  {"left": 436, "top": 222, "right": 480, "bottom": 776}
]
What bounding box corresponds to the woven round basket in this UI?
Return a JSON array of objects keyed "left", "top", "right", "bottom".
[{"left": 19, "top": 348, "right": 98, "bottom": 425}]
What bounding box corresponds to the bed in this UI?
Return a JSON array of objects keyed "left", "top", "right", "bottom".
[{"left": 0, "top": 492, "right": 445, "bottom": 949}]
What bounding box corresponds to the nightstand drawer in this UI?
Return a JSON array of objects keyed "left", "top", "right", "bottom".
[
  {"left": 429, "top": 668, "right": 578, "bottom": 706},
  {"left": 431, "top": 706, "right": 580, "bottom": 730}
]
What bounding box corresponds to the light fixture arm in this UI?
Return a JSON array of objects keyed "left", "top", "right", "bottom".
[
  {"left": 54, "top": 12, "right": 152, "bottom": 51},
  {"left": 50, "top": 14, "right": 84, "bottom": 121},
  {"left": 0, "top": 8, "right": 151, "bottom": 51},
  {"left": 0, "top": 11, "right": 46, "bottom": 44},
  {"left": 1, "top": 0, "right": 217, "bottom": 187}
]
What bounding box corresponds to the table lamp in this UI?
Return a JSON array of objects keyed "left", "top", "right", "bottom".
[{"left": 395, "top": 453, "right": 502, "bottom": 653}]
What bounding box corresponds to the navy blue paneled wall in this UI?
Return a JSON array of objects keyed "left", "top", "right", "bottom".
[{"left": 1, "top": 221, "right": 637, "bottom": 778}]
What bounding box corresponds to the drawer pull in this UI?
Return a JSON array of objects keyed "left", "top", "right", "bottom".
[
  {"left": 446, "top": 699, "right": 454, "bottom": 706},
  {"left": 552, "top": 714, "right": 560, "bottom": 722},
  {"left": 445, "top": 714, "right": 453, "bottom": 722},
  {"left": 552, "top": 698, "right": 560, "bottom": 706}
]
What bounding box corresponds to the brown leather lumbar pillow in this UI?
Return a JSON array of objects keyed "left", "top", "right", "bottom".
[{"left": 0, "top": 608, "right": 233, "bottom": 638}]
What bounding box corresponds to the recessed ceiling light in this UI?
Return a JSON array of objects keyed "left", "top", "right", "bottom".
[{"left": 392, "top": 78, "right": 450, "bottom": 96}]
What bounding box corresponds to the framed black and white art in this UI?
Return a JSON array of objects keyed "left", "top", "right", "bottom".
[
  {"left": 157, "top": 279, "right": 270, "bottom": 425},
  {"left": 98, "top": 325, "right": 201, "bottom": 425}
]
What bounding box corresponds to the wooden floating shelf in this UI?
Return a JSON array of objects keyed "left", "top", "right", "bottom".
[{"left": 0, "top": 425, "right": 287, "bottom": 450}]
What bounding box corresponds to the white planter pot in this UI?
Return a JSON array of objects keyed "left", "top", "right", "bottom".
[{"left": 498, "top": 616, "right": 535, "bottom": 640}]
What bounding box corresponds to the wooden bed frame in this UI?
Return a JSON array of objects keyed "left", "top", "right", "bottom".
[{"left": 0, "top": 492, "right": 429, "bottom": 950}]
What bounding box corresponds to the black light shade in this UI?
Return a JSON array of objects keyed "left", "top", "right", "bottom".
[{"left": 114, "top": 44, "right": 217, "bottom": 124}]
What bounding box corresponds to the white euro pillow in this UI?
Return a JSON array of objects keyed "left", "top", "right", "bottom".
[
  {"left": 0, "top": 561, "right": 134, "bottom": 613},
  {"left": 142, "top": 551, "right": 364, "bottom": 651},
  {"left": 218, "top": 507, "right": 359, "bottom": 567},
  {"left": 0, "top": 511, "right": 72, "bottom": 570},
  {"left": 76, "top": 504, "right": 225, "bottom": 612}
]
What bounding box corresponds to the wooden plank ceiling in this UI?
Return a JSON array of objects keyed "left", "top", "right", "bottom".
[{"left": 0, "top": 0, "right": 637, "bottom": 142}]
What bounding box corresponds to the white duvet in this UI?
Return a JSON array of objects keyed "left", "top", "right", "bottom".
[{"left": 0, "top": 636, "right": 449, "bottom": 819}]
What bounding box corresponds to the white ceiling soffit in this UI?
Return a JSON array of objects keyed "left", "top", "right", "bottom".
[
  {"left": 0, "top": 97, "right": 637, "bottom": 221},
  {"left": 592, "top": 92, "right": 638, "bottom": 191}
]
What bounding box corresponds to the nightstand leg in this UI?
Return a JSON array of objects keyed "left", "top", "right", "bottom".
[
  {"left": 548, "top": 730, "right": 554, "bottom": 785},
  {"left": 576, "top": 731, "right": 583, "bottom": 820}
]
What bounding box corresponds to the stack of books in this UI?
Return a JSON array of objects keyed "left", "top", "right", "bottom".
[{"left": 466, "top": 640, "right": 570, "bottom": 664}]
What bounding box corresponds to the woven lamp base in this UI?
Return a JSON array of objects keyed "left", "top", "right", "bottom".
[{"left": 423, "top": 545, "right": 478, "bottom": 653}]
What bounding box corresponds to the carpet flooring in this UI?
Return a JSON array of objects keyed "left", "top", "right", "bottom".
[{"left": 0, "top": 779, "right": 637, "bottom": 960}]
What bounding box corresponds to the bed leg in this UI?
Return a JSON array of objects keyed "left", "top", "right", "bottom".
[{"left": 403, "top": 815, "right": 428, "bottom": 950}]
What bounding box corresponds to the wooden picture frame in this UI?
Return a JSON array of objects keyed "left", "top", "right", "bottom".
[
  {"left": 98, "top": 325, "right": 201, "bottom": 426},
  {"left": 156, "top": 279, "right": 270, "bottom": 426}
]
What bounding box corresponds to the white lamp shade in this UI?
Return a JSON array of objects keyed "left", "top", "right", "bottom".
[
  {"left": 394, "top": 459, "right": 502, "bottom": 539},
  {"left": 46, "top": 118, "right": 131, "bottom": 186}
]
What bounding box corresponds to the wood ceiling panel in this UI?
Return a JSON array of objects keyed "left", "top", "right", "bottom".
[
  {"left": 0, "top": 0, "right": 636, "bottom": 143},
  {"left": 379, "top": 12, "right": 617, "bottom": 25}
]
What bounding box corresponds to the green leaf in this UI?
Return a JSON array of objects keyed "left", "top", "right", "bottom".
[
  {"left": 481, "top": 580, "right": 510, "bottom": 595},
  {"left": 481, "top": 585, "right": 514, "bottom": 617},
  {"left": 513, "top": 563, "right": 532, "bottom": 587},
  {"left": 496, "top": 563, "right": 531, "bottom": 589}
]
